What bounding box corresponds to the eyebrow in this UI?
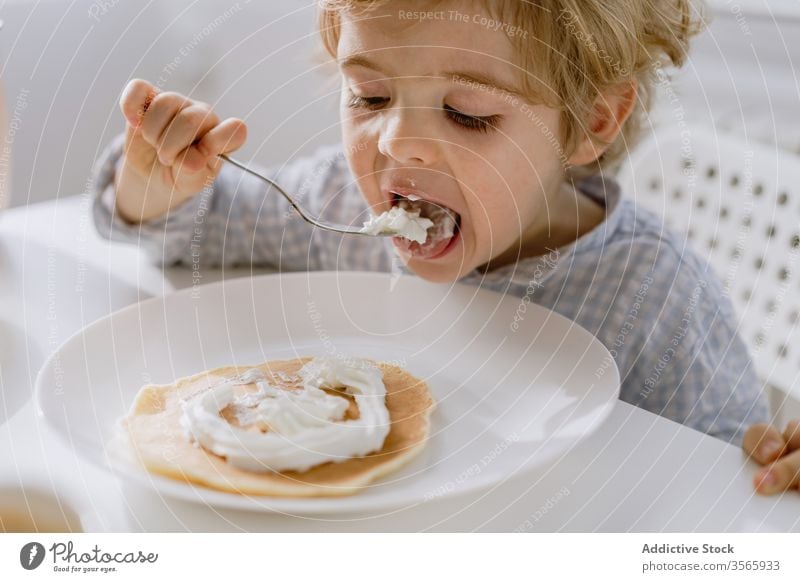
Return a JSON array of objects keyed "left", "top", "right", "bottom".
[{"left": 339, "top": 55, "right": 527, "bottom": 100}]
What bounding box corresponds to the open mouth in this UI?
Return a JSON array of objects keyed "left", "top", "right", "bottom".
[{"left": 390, "top": 191, "right": 462, "bottom": 260}]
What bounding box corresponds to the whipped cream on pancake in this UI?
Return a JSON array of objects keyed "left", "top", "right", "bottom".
[{"left": 180, "top": 357, "right": 390, "bottom": 473}]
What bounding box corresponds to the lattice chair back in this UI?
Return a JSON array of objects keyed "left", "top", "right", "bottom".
[{"left": 616, "top": 126, "right": 800, "bottom": 412}]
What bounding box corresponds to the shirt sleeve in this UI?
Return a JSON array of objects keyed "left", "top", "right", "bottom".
[
  {"left": 91, "top": 133, "right": 206, "bottom": 265},
  {"left": 619, "top": 241, "right": 770, "bottom": 445},
  {"left": 91, "top": 134, "right": 391, "bottom": 272}
]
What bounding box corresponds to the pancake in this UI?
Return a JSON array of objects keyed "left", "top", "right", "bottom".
[{"left": 115, "top": 357, "right": 435, "bottom": 497}]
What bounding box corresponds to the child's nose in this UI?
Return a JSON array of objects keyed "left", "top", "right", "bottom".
[{"left": 377, "top": 107, "right": 442, "bottom": 167}]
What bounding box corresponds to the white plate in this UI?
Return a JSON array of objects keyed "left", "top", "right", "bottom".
[{"left": 35, "top": 272, "right": 619, "bottom": 515}]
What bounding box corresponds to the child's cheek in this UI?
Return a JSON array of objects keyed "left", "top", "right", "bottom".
[
  {"left": 489, "top": 211, "right": 512, "bottom": 246},
  {"left": 342, "top": 134, "right": 382, "bottom": 210},
  {"left": 464, "top": 202, "right": 495, "bottom": 260},
  {"left": 342, "top": 118, "right": 379, "bottom": 164},
  {"left": 485, "top": 196, "right": 524, "bottom": 247}
]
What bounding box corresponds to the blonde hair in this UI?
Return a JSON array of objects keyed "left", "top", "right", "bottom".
[{"left": 317, "top": 0, "right": 706, "bottom": 173}]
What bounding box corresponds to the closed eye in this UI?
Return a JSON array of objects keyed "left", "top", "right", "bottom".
[
  {"left": 444, "top": 104, "right": 501, "bottom": 133},
  {"left": 347, "top": 94, "right": 389, "bottom": 110},
  {"left": 347, "top": 92, "right": 501, "bottom": 133}
]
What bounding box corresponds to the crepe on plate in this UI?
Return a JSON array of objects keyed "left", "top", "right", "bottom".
[{"left": 115, "top": 357, "right": 434, "bottom": 497}]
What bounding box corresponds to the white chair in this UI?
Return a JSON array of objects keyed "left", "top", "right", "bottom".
[{"left": 616, "top": 125, "right": 800, "bottom": 424}]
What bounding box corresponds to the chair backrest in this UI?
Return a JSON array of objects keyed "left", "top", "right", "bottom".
[{"left": 616, "top": 125, "right": 800, "bottom": 400}]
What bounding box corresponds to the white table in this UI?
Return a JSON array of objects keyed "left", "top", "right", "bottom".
[{"left": 2, "top": 194, "right": 799, "bottom": 532}]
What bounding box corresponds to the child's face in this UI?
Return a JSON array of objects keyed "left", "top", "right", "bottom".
[{"left": 337, "top": 2, "right": 570, "bottom": 282}]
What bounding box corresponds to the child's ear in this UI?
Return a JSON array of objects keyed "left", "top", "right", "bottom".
[{"left": 567, "top": 80, "right": 638, "bottom": 167}]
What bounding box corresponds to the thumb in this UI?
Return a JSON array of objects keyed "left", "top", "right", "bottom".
[{"left": 122, "top": 121, "right": 158, "bottom": 174}]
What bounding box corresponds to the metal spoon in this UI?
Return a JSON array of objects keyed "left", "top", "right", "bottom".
[{"left": 219, "top": 154, "right": 393, "bottom": 237}]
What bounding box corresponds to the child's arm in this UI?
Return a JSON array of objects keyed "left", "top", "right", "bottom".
[
  {"left": 582, "top": 241, "right": 770, "bottom": 446},
  {"left": 742, "top": 420, "right": 800, "bottom": 494},
  {"left": 622, "top": 270, "right": 769, "bottom": 446},
  {"left": 93, "top": 80, "right": 383, "bottom": 271}
]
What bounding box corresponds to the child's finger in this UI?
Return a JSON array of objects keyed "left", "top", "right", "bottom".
[
  {"left": 742, "top": 423, "right": 786, "bottom": 464},
  {"left": 139, "top": 91, "right": 192, "bottom": 148},
  {"left": 156, "top": 104, "right": 219, "bottom": 166},
  {"left": 123, "top": 122, "right": 158, "bottom": 172},
  {"left": 783, "top": 419, "right": 800, "bottom": 451},
  {"left": 119, "top": 79, "right": 158, "bottom": 127},
  {"left": 172, "top": 143, "right": 210, "bottom": 175},
  {"left": 754, "top": 449, "right": 800, "bottom": 495},
  {"left": 197, "top": 118, "right": 247, "bottom": 158}
]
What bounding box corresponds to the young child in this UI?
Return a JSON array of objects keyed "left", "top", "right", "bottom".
[{"left": 91, "top": 1, "right": 798, "bottom": 493}]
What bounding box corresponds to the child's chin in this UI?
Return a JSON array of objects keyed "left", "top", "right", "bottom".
[{"left": 399, "top": 257, "right": 470, "bottom": 283}]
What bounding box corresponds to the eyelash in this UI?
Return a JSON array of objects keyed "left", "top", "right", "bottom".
[{"left": 347, "top": 94, "right": 501, "bottom": 133}]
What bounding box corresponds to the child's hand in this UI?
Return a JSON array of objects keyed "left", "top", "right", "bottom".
[
  {"left": 743, "top": 420, "right": 800, "bottom": 494},
  {"left": 115, "top": 79, "right": 247, "bottom": 223}
]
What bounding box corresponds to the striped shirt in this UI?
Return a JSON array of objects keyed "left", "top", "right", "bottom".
[{"left": 92, "top": 135, "right": 769, "bottom": 444}]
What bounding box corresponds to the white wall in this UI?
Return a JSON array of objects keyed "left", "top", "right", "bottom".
[
  {"left": 663, "top": 1, "right": 800, "bottom": 153},
  {"left": 1, "top": 0, "right": 799, "bottom": 207},
  {"left": 1, "top": 0, "right": 339, "bottom": 207}
]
